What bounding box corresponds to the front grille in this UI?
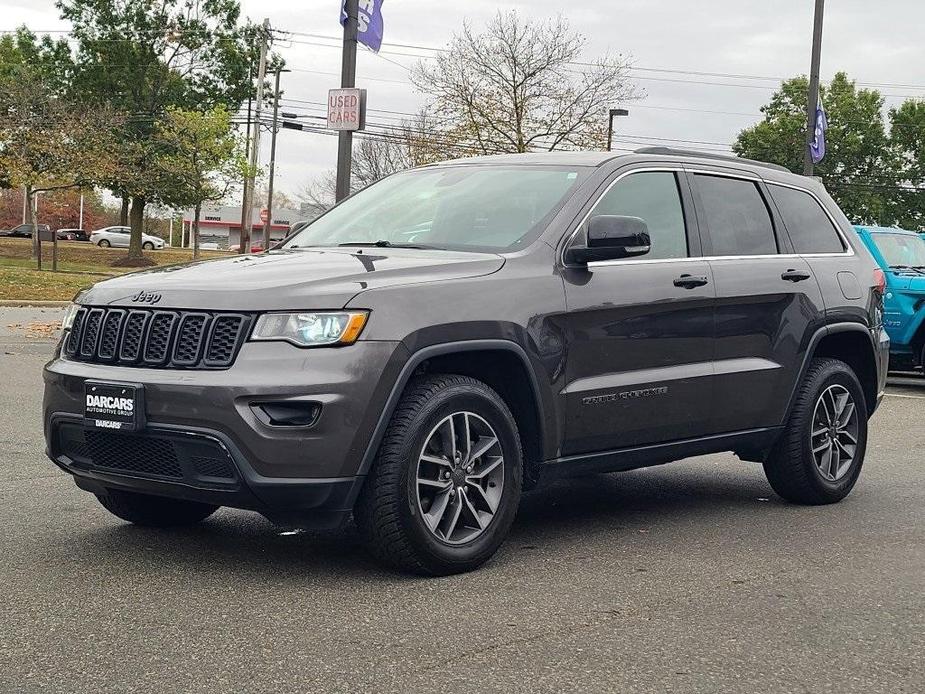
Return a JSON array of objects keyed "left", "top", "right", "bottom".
[
  {"left": 56, "top": 421, "right": 240, "bottom": 488},
  {"left": 64, "top": 307, "right": 251, "bottom": 369}
]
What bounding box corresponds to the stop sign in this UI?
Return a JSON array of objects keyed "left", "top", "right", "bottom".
[{"left": 259, "top": 208, "right": 269, "bottom": 224}]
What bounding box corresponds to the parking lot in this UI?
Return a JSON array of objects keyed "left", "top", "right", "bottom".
[{"left": 1, "top": 307, "right": 923, "bottom": 694}]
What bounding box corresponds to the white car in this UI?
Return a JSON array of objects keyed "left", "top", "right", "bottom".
[{"left": 89, "top": 226, "right": 165, "bottom": 250}]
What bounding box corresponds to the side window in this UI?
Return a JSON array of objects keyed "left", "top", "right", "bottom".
[
  {"left": 769, "top": 185, "right": 845, "bottom": 254},
  {"left": 694, "top": 174, "right": 777, "bottom": 256},
  {"left": 592, "top": 171, "right": 688, "bottom": 260}
]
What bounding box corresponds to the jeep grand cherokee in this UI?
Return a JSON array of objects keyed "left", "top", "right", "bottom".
[{"left": 44, "top": 148, "right": 889, "bottom": 575}]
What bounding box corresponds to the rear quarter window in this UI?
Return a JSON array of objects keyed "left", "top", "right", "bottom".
[{"left": 769, "top": 185, "right": 845, "bottom": 254}]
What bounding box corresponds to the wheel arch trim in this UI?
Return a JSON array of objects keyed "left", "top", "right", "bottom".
[
  {"left": 785, "top": 321, "right": 880, "bottom": 421},
  {"left": 354, "top": 339, "right": 548, "bottom": 482}
]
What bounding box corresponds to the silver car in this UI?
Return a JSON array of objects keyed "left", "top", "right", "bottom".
[{"left": 89, "top": 226, "right": 165, "bottom": 250}]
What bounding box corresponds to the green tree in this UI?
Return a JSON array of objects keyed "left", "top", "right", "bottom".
[
  {"left": 889, "top": 100, "right": 925, "bottom": 229},
  {"left": 733, "top": 72, "right": 898, "bottom": 224},
  {"left": 0, "top": 63, "right": 120, "bottom": 268},
  {"left": 58, "top": 0, "right": 265, "bottom": 263},
  {"left": 0, "top": 27, "right": 73, "bottom": 93},
  {"left": 155, "top": 106, "right": 249, "bottom": 257}
]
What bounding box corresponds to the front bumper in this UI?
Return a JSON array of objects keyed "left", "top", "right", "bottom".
[{"left": 44, "top": 339, "right": 409, "bottom": 524}]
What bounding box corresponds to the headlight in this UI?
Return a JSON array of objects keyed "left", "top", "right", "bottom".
[
  {"left": 61, "top": 303, "right": 80, "bottom": 332},
  {"left": 251, "top": 311, "right": 369, "bottom": 347}
]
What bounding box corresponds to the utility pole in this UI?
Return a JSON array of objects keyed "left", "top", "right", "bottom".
[
  {"left": 263, "top": 68, "right": 286, "bottom": 248},
  {"left": 335, "top": 0, "right": 359, "bottom": 202},
  {"left": 240, "top": 18, "right": 270, "bottom": 253},
  {"left": 78, "top": 192, "right": 84, "bottom": 230},
  {"left": 238, "top": 58, "right": 254, "bottom": 242},
  {"left": 803, "top": 0, "right": 825, "bottom": 176}
]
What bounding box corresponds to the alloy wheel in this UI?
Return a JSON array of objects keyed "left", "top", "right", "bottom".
[
  {"left": 415, "top": 411, "right": 504, "bottom": 545},
  {"left": 810, "top": 384, "right": 859, "bottom": 482}
]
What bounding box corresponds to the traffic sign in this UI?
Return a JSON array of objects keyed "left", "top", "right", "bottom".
[{"left": 327, "top": 88, "right": 367, "bottom": 131}]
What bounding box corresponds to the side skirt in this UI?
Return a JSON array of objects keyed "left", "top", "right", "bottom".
[{"left": 538, "top": 427, "right": 783, "bottom": 483}]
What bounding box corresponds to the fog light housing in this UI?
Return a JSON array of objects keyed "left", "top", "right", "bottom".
[{"left": 252, "top": 401, "right": 322, "bottom": 427}]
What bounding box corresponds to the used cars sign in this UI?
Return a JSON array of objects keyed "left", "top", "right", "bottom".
[{"left": 327, "top": 88, "right": 367, "bottom": 131}]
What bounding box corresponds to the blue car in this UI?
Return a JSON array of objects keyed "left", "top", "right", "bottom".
[{"left": 854, "top": 225, "right": 925, "bottom": 370}]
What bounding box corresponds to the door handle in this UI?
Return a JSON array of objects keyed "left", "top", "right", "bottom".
[
  {"left": 673, "top": 274, "right": 709, "bottom": 289},
  {"left": 781, "top": 269, "right": 812, "bottom": 282}
]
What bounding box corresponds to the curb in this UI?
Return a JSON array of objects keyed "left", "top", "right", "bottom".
[{"left": 0, "top": 300, "right": 71, "bottom": 308}]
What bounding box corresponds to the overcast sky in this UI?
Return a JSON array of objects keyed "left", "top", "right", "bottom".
[{"left": 5, "top": 0, "right": 925, "bottom": 203}]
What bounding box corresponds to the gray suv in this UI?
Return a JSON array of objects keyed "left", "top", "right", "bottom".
[{"left": 44, "top": 148, "right": 889, "bottom": 574}]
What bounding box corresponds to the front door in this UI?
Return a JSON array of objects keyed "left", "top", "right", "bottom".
[{"left": 560, "top": 168, "right": 715, "bottom": 456}]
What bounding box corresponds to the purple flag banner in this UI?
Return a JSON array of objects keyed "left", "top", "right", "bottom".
[
  {"left": 809, "top": 103, "right": 827, "bottom": 164},
  {"left": 341, "top": 0, "right": 384, "bottom": 53}
]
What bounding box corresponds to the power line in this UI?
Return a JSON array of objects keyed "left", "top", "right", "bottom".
[{"left": 276, "top": 30, "right": 925, "bottom": 94}]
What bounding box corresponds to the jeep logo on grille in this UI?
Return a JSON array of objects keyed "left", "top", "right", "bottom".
[{"left": 131, "top": 290, "right": 162, "bottom": 304}]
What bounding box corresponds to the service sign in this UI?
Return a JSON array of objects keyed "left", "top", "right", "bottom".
[{"left": 327, "top": 88, "right": 367, "bottom": 131}]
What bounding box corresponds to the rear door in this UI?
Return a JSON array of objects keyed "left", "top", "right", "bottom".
[
  {"left": 764, "top": 181, "right": 862, "bottom": 325},
  {"left": 689, "top": 169, "right": 826, "bottom": 434},
  {"left": 560, "top": 167, "right": 716, "bottom": 455}
]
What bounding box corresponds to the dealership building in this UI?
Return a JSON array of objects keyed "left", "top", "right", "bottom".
[{"left": 180, "top": 205, "right": 306, "bottom": 248}]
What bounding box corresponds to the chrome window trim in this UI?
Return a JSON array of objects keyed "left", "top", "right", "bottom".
[
  {"left": 560, "top": 166, "right": 687, "bottom": 267},
  {"left": 565, "top": 164, "right": 855, "bottom": 269}
]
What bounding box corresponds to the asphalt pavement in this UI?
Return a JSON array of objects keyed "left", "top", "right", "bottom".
[{"left": 1, "top": 306, "right": 923, "bottom": 693}]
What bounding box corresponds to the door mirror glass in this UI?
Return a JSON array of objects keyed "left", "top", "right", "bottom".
[{"left": 568, "top": 215, "right": 651, "bottom": 264}]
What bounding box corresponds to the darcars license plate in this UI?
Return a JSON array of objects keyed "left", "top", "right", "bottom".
[{"left": 84, "top": 381, "right": 145, "bottom": 432}]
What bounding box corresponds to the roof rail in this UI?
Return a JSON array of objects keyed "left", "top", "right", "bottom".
[{"left": 634, "top": 146, "right": 792, "bottom": 174}]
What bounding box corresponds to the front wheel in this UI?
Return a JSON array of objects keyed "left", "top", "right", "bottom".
[
  {"left": 764, "top": 358, "right": 868, "bottom": 505},
  {"left": 97, "top": 239, "right": 111, "bottom": 247},
  {"left": 96, "top": 489, "right": 218, "bottom": 527},
  {"left": 355, "top": 374, "right": 523, "bottom": 575},
  {"left": 142, "top": 241, "right": 154, "bottom": 250}
]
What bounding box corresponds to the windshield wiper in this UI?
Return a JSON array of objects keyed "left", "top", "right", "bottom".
[
  {"left": 337, "top": 240, "right": 438, "bottom": 249},
  {"left": 890, "top": 265, "right": 925, "bottom": 275}
]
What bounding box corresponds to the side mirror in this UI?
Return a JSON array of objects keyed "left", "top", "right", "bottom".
[{"left": 565, "top": 215, "right": 651, "bottom": 264}]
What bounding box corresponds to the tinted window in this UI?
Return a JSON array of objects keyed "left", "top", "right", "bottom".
[
  {"left": 695, "top": 175, "right": 777, "bottom": 256},
  {"left": 592, "top": 172, "right": 688, "bottom": 260},
  {"left": 771, "top": 185, "right": 845, "bottom": 254}
]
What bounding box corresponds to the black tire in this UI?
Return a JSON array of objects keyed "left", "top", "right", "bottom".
[
  {"left": 98, "top": 239, "right": 111, "bottom": 247},
  {"left": 354, "top": 374, "right": 523, "bottom": 575},
  {"left": 142, "top": 241, "right": 154, "bottom": 250},
  {"left": 763, "top": 358, "right": 868, "bottom": 505},
  {"left": 96, "top": 489, "right": 218, "bottom": 527}
]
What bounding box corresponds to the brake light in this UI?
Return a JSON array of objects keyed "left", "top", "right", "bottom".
[{"left": 873, "top": 268, "right": 886, "bottom": 295}]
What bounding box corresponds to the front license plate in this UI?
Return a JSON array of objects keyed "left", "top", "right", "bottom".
[{"left": 84, "top": 381, "right": 145, "bottom": 432}]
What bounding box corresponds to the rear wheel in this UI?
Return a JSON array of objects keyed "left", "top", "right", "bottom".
[
  {"left": 355, "top": 374, "right": 522, "bottom": 575},
  {"left": 96, "top": 489, "right": 218, "bottom": 527},
  {"left": 97, "top": 239, "right": 111, "bottom": 247},
  {"left": 764, "top": 358, "right": 868, "bottom": 504}
]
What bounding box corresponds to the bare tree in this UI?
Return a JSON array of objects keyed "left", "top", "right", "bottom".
[
  {"left": 298, "top": 114, "right": 455, "bottom": 211},
  {"left": 412, "top": 10, "right": 639, "bottom": 153}
]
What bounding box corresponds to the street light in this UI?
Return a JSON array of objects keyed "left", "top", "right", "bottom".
[{"left": 606, "top": 108, "right": 629, "bottom": 152}]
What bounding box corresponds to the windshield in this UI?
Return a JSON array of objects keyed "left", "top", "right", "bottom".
[
  {"left": 871, "top": 233, "right": 925, "bottom": 268},
  {"left": 284, "top": 165, "right": 587, "bottom": 252}
]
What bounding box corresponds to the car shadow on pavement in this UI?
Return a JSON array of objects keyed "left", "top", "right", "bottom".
[{"left": 59, "top": 456, "right": 783, "bottom": 580}]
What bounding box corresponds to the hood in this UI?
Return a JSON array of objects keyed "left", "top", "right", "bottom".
[
  {"left": 889, "top": 272, "right": 925, "bottom": 293},
  {"left": 78, "top": 247, "right": 505, "bottom": 310}
]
